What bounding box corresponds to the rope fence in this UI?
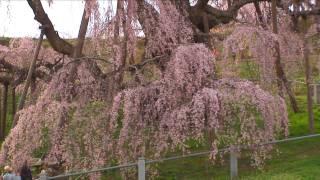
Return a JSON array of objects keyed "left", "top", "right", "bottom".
[{"left": 39, "top": 133, "right": 320, "bottom": 180}]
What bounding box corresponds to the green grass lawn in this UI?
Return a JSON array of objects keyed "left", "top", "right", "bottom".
[{"left": 150, "top": 137, "right": 320, "bottom": 180}]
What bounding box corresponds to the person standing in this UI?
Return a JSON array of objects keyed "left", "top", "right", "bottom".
[
  {"left": 19, "top": 162, "right": 32, "bottom": 180},
  {"left": 2, "top": 166, "right": 15, "bottom": 180}
]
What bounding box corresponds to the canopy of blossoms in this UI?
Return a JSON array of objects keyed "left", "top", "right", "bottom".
[{"left": 0, "top": 0, "right": 296, "bottom": 178}]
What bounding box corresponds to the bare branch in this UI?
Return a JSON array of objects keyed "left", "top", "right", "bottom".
[
  {"left": 254, "top": 2, "right": 267, "bottom": 29},
  {"left": 191, "top": 0, "right": 274, "bottom": 31},
  {"left": 127, "top": 55, "right": 167, "bottom": 71},
  {"left": 65, "top": 56, "right": 113, "bottom": 66},
  {"left": 0, "top": 57, "right": 51, "bottom": 87}
]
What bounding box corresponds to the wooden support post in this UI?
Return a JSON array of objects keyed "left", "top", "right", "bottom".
[{"left": 230, "top": 149, "right": 238, "bottom": 179}]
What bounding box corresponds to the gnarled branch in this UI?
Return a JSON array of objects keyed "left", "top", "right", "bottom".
[{"left": 26, "top": 0, "right": 74, "bottom": 55}]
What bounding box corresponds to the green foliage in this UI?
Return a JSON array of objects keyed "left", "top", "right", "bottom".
[
  {"left": 0, "top": 37, "right": 10, "bottom": 46},
  {"left": 238, "top": 59, "right": 260, "bottom": 81},
  {"left": 113, "top": 105, "right": 123, "bottom": 139},
  {"left": 83, "top": 100, "right": 105, "bottom": 113},
  {"left": 32, "top": 126, "right": 51, "bottom": 159}
]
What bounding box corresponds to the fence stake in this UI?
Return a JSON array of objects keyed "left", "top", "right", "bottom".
[
  {"left": 230, "top": 149, "right": 238, "bottom": 179},
  {"left": 138, "top": 157, "right": 146, "bottom": 180}
]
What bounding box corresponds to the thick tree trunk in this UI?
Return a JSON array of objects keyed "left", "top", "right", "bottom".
[
  {"left": 254, "top": 2, "right": 267, "bottom": 29},
  {"left": 68, "top": 6, "right": 90, "bottom": 81},
  {"left": 202, "top": 12, "right": 213, "bottom": 49},
  {"left": 30, "top": 76, "right": 37, "bottom": 104},
  {"left": 300, "top": 15, "right": 315, "bottom": 133},
  {"left": 16, "top": 31, "right": 44, "bottom": 111},
  {"left": 30, "top": 77, "right": 36, "bottom": 93},
  {"left": 201, "top": 12, "right": 214, "bottom": 144},
  {"left": 108, "top": 0, "right": 127, "bottom": 101},
  {"left": 113, "top": 0, "right": 122, "bottom": 44},
  {"left": 12, "top": 87, "right": 16, "bottom": 118},
  {"left": 12, "top": 30, "right": 44, "bottom": 128},
  {"left": 126, "top": 0, "right": 135, "bottom": 66},
  {"left": 271, "top": 0, "right": 278, "bottom": 34},
  {"left": 2, "top": 84, "right": 8, "bottom": 129},
  {"left": 317, "top": 0, "right": 320, "bottom": 32},
  {"left": 303, "top": 38, "right": 315, "bottom": 133},
  {"left": 118, "top": 0, "right": 128, "bottom": 84},
  {"left": 119, "top": 23, "right": 128, "bottom": 85},
  {"left": 272, "top": 0, "right": 299, "bottom": 113},
  {"left": 0, "top": 84, "right": 8, "bottom": 140},
  {"left": 291, "top": 16, "right": 299, "bottom": 32},
  {"left": 274, "top": 43, "right": 299, "bottom": 113},
  {"left": 0, "top": 90, "right": 2, "bottom": 140},
  {"left": 73, "top": 9, "right": 90, "bottom": 58},
  {"left": 227, "top": 0, "right": 232, "bottom": 8}
]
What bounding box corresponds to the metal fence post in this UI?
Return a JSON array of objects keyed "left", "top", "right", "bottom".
[
  {"left": 39, "top": 170, "right": 48, "bottom": 180},
  {"left": 138, "top": 157, "right": 146, "bottom": 180},
  {"left": 230, "top": 149, "right": 238, "bottom": 179}
]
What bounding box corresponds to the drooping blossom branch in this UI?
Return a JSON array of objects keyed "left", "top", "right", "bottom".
[{"left": 223, "top": 25, "right": 303, "bottom": 85}]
